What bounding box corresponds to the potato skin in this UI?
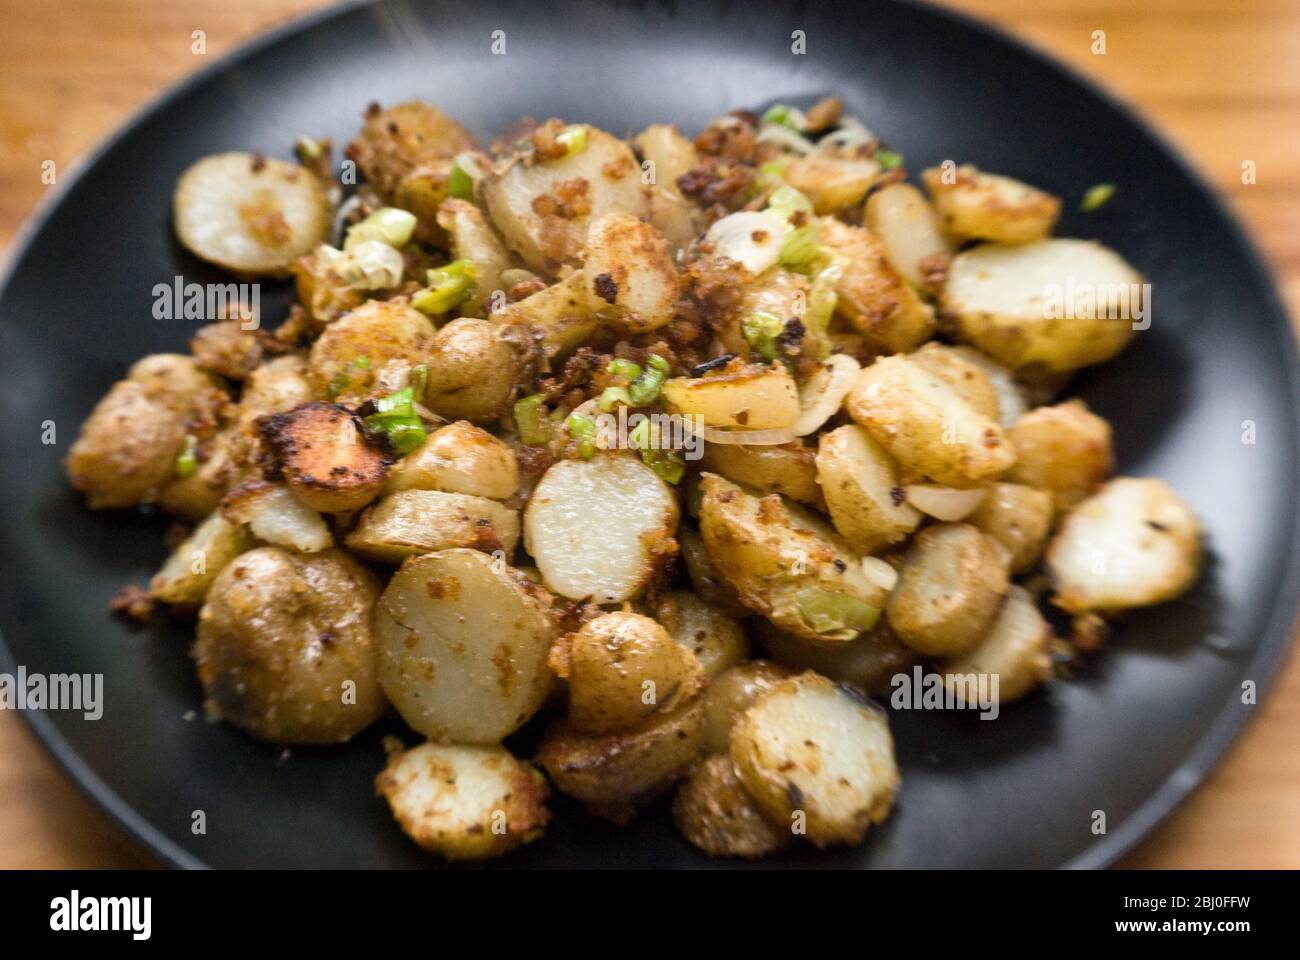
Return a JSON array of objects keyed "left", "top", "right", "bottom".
[
  {"left": 345, "top": 490, "right": 520, "bottom": 564},
  {"left": 194, "top": 547, "right": 386, "bottom": 745},
  {"left": 385, "top": 420, "right": 519, "bottom": 499},
  {"left": 968, "top": 481, "right": 1054, "bottom": 573},
  {"left": 150, "top": 513, "right": 252, "bottom": 607},
  {"left": 699, "top": 441, "right": 824, "bottom": 508},
  {"left": 815, "top": 424, "right": 921, "bottom": 555},
  {"left": 551, "top": 611, "right": 705, "bottom": 734},
  {"left": 436, "top": 198, "right": 512, "bottom": 316},
  {"left": 307, "top": 300, "right": 436, "bottom": 404},
  {"left": 582, "top": 213, "right": 680, "bottom": 332},
  {"left": 921, "top": 164, "right": 1060, "bottom": 244},
  {"left": 654, "top": 590, "right": 749, "bottom": 680},
  {"left": 423, "top": 317, "right": 521, "bottom": 424},
  {"left": 754, "top": 619, "right": 920, "bottom": 698},
  {"left": 940, "top": 585, "right": 1053, "bottom": 704},
  {"left": 783, "top": 155, "right": 880, "bottom": 215},
  {"left": 345, "top": 100, "right": 478, "bottom": 197},
  {"left": 885, "top": 523, "right": 1010, "bottom": 656},
  {"left": 259, "top": 402, "right": 389, "bottom": 513},
  {"left": 701, "top": 661, "right": 793, "bottom": 755},
  {"left": 672, "top": 754, "right": 791, "bottom": 859},
  {"left": 1005, "top": 401, "right": 1113, "bottom": 511},
  {"left": 678, "top": 527, "right": 749, "bottom": 617}
]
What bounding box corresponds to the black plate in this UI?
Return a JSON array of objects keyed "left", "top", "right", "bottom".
[{"left": 1, "top": 0, "right": 1297, "bottom": 869}]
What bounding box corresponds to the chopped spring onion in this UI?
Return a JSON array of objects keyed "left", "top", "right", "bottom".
[
  {"left": 608, "top": 357, "right": 642, "bottom": 380},
  {"left": 767, "top": 184, "right": 814, "bottom": 223},
  {"left": 795, "top": 588, "right": 881, "bottom": 639},
  {"left": 364, "top": 386, "right": 427, "bottom": 455},
  {"left": 447, "top": 159, "right": 474, "bottom": 200},
  {"left": 761, "top": 103, "right": 806, "bottom": 132},
  {"left": 741, "top": 311, "right": 785, "bottom": 362},
  {"left": 628, "top": 354, "right": 670, "bottom": 406},
  {"left": 412, "top": 259, "right": 476, "bottom": 315},
  {"left": 344, "top": 207, "right": 417, "bottom": 250},
  {"left": 556, "top": 125, "right": 588, "bottom": 157},
  {"left": 874, "top": 149, "right": 903, "bottom": 170},
  {"left": 514, "top": 394, "right": 553, "bottom": 446},
  {"left": 778, "top": 223, "right": 823, "bottom": 274},
  {"left": 175, "top": 434, "right": 199, "bottom": 478},
  {"left": 597, "top": 387, "right": 633, "bottom": 412},
  {"left": 628, "top": 419, "right": 685, "bottom": 484},
  {"left": 1081, "top": 182, "right": 1116, "bottom": 212},
  {"left": 566, "top": 413, "right": 597, "bottom": 459},
  {"left": 409, "top": 362, "right": 428, "bottom": 399}
]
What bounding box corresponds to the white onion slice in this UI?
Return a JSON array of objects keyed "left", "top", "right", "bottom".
[
  {"left": 704, "top": 210, "right": 788, "bottom": 275},
  {"left": 793, "top": 354, "right": 861, "bottom": 436},
  {"left": 681, "top": 418, "right": 796, "bottom": 446},
  {"left": 757, "top": 124, "right": 816, "bottom": 155},
  {"left": 860, "top": 556, "right": 899, "bottom": 593},
  {"left": 904, "top": 484, "right": 987, "bottom": 521}
]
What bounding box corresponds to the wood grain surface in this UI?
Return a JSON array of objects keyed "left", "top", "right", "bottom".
[{"left": 1, "top": 0, "right": 1297, "bottom": 869}]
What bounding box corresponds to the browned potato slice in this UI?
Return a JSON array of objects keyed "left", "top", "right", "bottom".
[
  {"left": 423, "top": 317, "right": 522, "bottom": 424},
  {"left": 385, "top": 420, "right": 519, "bottom": 499},
  {"left": 662, "top": 362, "right": 799, "bottom": 431},
  {"left": 374, "top": 549, "right": 558, "bottom": 743},
  {"left": 864, "top": 181, "right": 953, "bottom": 294},
  {"left": 783, "top": 154, "right": 881, "bottom": 214},
  {"left": 482, "top": 125, "right": 648, "bottom": 274},
  {"left": 293, "top": 244, "right": 365, "bottom": 326},
  {"left": 940, "top": 586, "right": 1053, "bottom": 704},
  {"left": 126, "top": 353, "right": 226, "bottom": 403},
  {"left": 701, "top": 661, "right": 793, "bottom": 755},
  {"left": 376, "top": 741, "right": 549, "bottom": 861},
  {"left": 921, "top": 164, "right": 1061, "bottom": 244},
  {"left": 968, "top": 481, "right": 1054, "bottom": 573},
  {"left": 174, "top": 153, "right": 331, "bottom": 276},
  {"left": 221, "top": 481, "right": 332, "bottom": 553},
  {"left": 189, "top": 321, "right": 266, "bottom": 381},
  {"left": 815, "top": 424, "right": 922, "bottom": 554},
  {"left": 678, "top": 527, "right": 749, "bottom": 617},
  {"left": 493, "top": 271, "right": 599, "bottom": 359},
  {"left": 582, "top": 214, "right": 680, "bottom": 332},
  {"left": 436, "top": 198, "right": 513, "bottom": 316},
  {"left": 632, "top": 123, "right": 702, "bottom": 250},
  {"left": 845, "top": 354, "right": 1016, "bottom": 488},
  {"left": 731, "top": 672, "right": 899, "bottom": 847},
  {"left": 149, "top": 513, "right": 253, "bottom": 607},
  {"left": 698, "top": 474, "right": 888, "bottom": 644},
  {"left": 654, "top": 591, "right": 749, "bottom": 680},
  {"left": 536, "top": 693, "right": 704, "bottom": 821},
  {"left": 345, "top": 101, "right": 478, "bottom": 196},
  {"left": 672, "top": 754, "right": 791, "bottom": 859},
  {"left": 525, "top": 454, "right": 679, "bottom": 603},
  {"left": 551, "top": 611, "right": 704, "bottom": 734},
  {"left": 943, "top": 345, "right": 1028, "bottom": 428},
  {"left": 885, "top": 523, "right": 1010, "bottom": 656},
  {"left": 160, "top": 425, "right": 252, "bottom": 521},
  {"left": 307, "top": 300, "right": 435, "bottom": 404},
  {"left": 699, "top": 440, "right": 824, "bottom": 507},
  {"left": 345, "top": 490, "right": 520, "bottom": 564},
  {"left": 194, "top": 547, "right": 386, "bottom": 744},
  {"left": 1005, "top": 400, "right": 1113, "bottom": 511},
  {"left": 907, "top": 342, "right": 1001, "bottom": 421},
  {"left": 820, "top": 217, "right": 935, "bottom": 354},
  {"left": 942, "top": 239, "right": 1142, "bottom": 373},
  {"left": 753, "top": 619, "right": 920, "bottom": 697},
  {"left": 259, "top": 402, "right": 388, "bottom": 513},
  {"left": 725, "top": 268, "right": 810, "bottom": 361},
  {"left": 1047, "top": 477, "right": 1203, "bottom": 614},
  {"left": 236, "top": 353, "right": 313, "bottom": 429}
]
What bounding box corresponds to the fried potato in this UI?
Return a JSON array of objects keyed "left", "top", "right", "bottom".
[
  {"left": 493, "top": 270, "right": 599, "bottom": 359},
  {"left": 921, "top": 164, "right": 1060, "bottom": 244},
  {"left": 943, "top": 239, "right": 1143, "bottom": 373},
  {"left": 436, "top": 198, "right": 514, "bottom": 316},
  {"left": 753, "top": 619, "right": 920, "bottom": 697},
  {"left": 195, "top": 547, "right": 385, "bottom": 744},
  {"left": 678, "top": 526, "right": 749, "bottom": 617},
  {"left": 793, "top": 354, "right": 860, "bottom": 437},
  {"left": 551, "top": 611, "right": 704, "bottom": 734},
  {"left": 259, "top": 402, "right": 388, "bottom": 513},
  {"left": 662, "top": 362, "right": 799, "bottom": 430},
  {"left": 942, "top": 345, "right": 1028, "bottom": 428},
  {"left": 885, "top": 523, "right": 1010, "bottom": 656},
  {"left": 376, "top": 742, "right": 549, "bottom": 861},
  {"left": 845, "top": 354, "right": 1016, "bottom": 488},
  {"left": 423, "top": 317, "right": 522, "bottom": 423},
  {"left": 654, "top": 590, "right": 749, "bottom": 680},
  {"left": 374, "top": 549, "right": 558, "bottom": 743},
  {"left": 815, "top": 424, "right": 922, "bottom": 554},
  {"left": 582, "top": 214, "right": 679, "bottom": 332},
  {"left": 385, "top": 420, "right": 519, "bottom": 499},
  {"left": 1005, "top": 400, "right": 1113, "bottom": 511},
  {"left": 699, "top": 440, "right": 824, "bottom": 507},
  {"left": 1047, "top": 477, "right": 1202, "bottom": 614},
  {"left": 345, "top": 490, "right": 520, "bottom": 564},
  {"left": 525, "top": 454, "right": 679, "bottom": 603},
  {"left": 940, "top": 585, "right": 1053, "bottom": 704},
  {"left": 673, "top": 754, "right": 791, "bottom": 859},
  {"left": 968, "top": 481, "right": 1054, "bottom": 573},
  {"left": 346, "top": 101, "right": 478, "bottom": 196},
  {"left": 149, "top": 513, "right": 253, "bottom": 607},
  {"left": 633, "top": 123, "right": 702, "bottom": 250},
  {"left": 236, "top": 353, "right": 314, "bottom": 428},
  {"left": 730, "top": 672, "right": 899, "bottom": 847},
  {"left": 189, "top": 321, "right": 266, "bottom": 381},
  {"left": 221, "top": 481, "right": 332, "bottom": 553},
  {"left": 907, "top": 342, "right": 1001, "bottom": 422},
  {"left": 307, "top": 300, "right": 435, "bottom": 405},
  {"left": 159, "top": 425, "right": 252, "bottom": 521},
  {"left": 783, "top": 154, "right": 881, "bottom": 214},
  {"left": 863, "top": 181, "right": 953, "bottom": 294}
]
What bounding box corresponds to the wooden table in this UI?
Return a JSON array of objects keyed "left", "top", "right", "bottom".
[{"left": 1, "top": 0, "right": 1297, "bottom": 869}]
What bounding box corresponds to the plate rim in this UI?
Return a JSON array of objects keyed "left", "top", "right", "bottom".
[{"left": 1, "top": 0, "right": 1297, "bottom": 870}]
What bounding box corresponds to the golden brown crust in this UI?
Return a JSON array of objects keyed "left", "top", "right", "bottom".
[
  {"left": 258, "top": 401, "right": 389, "bottom": 513},
  {"left": 672, "top": 755, "right": 791, "bottom": 859}
]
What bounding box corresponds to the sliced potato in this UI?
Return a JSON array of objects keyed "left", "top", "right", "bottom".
[
  {"left": 727, "top": 268, "right": 810, "bottom": 361},
  {"left": 221, "top": 481, "right": 332, "bottom": 553},
  {"left": 731, "top": 672, "right": 899, "bottom": 847},
  {"left": 307, "top": 300, "right": 436, "bottom": 404},
  {"left": 159, "top": 425, "right": 251, "bottom": 521},
  {"left": 754, "top": 619, "right": 920, "bottom": 697},
  {"left": 662, "top": 361, "right": 799, "bottom": 431},
  {"left": 845, "top": 354, "right": 1015, "bottom": 488},
  {"left": 698, "top": 473, "right": 888, "bottom": 644},
  {"left": 699, "top": 440, "right": 823, "bottom": 507},
  {"left": 551, "top": 611, "right": 704, "bottom": 734},
  {"left": 783, "top": 154, "right": 880, "bottom": 214},
  {"left": 815, "top": 424, "right": 922, "bottom": 554},
  {"left": 701, "top": 661, "right": 794, "bottom": 755},
  {"left": 375, "top": 742, "right": 549, "bottom": 861},
  {"left": 885, "top": 523, "right": 1010, "bottom": 656},
  {"left": 673, "top": 754, "right": 791, "bottom": 859},
  {"left": 943, "top": 345, "right": 1028, "bottom": 428},
  {"left": 524, "top": 454, "right": 679, "bottom": 603},
  {"left": 482, "top": 125, "right": 648, "bottom": 274},
  {"left": 582, "top": 213, "right": 679, "bottom": 332},
  {"left": 493, "top": 270, "right": 599, "bottom": 359},
  {"left": 385, "top": 420, "right": 519, "bottom": 499},
  {"left": 423, "top": 317, "right": 522, "bottom": 424},
  {"left": 943, "top": 239, "right": 1143, "bottom": 373},
  {"left": 940, "top": 585, "right": 1053, "bottom": 704},
  {"left": 259, "top": 402, "right": 388, "bottom": 513},
  {"left": 864, "top": 181, "right": 953, "bottom": 294},
  {"left": 1047, "top": 477, "right": 1202, "bottom": 614},
  {"left": 793, "top": 353, "right": 860, "bottom": 437},
  {"left": 1005, "top": 400, "right": 1113, "bottom": 511},
  {"left": 968, "top": 481, "right": 1054, "bottom": 573},
  {"left": 149, "top": 513, "right": 253, "bottom": 607},
  {"left": 907, "top": 342, "right": 1001, "bottom": 422},
  {"left": 346, "top": 490, "right": 520, "bottom": 564},
  {"left": 236, "top": 353, "right": 314, "bottom": 430},
  {"left": 678, "top": 527, "right": 749, "bottom": 617},
  {"left": 174, "top": 153, "right": 330, "bottom": 276},
  {"left": 921, "top": 164, "right": 1060, "bottom": 244},
  {"left": 436, "top": 198, "right": 513, "bottom": 316},
  {"left": 655, "top": 591, "right": 749, "bottom": 680},
  {"left": 374, "top": 549, "right": 558, "bottom": 743},
  {"left": 633, "top": 123, "right": 701, "bottom": 250}
]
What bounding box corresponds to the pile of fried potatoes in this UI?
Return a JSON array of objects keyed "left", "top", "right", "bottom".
[{"left": 68, "top": 96, "right": 1202, "bottom": 861}]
